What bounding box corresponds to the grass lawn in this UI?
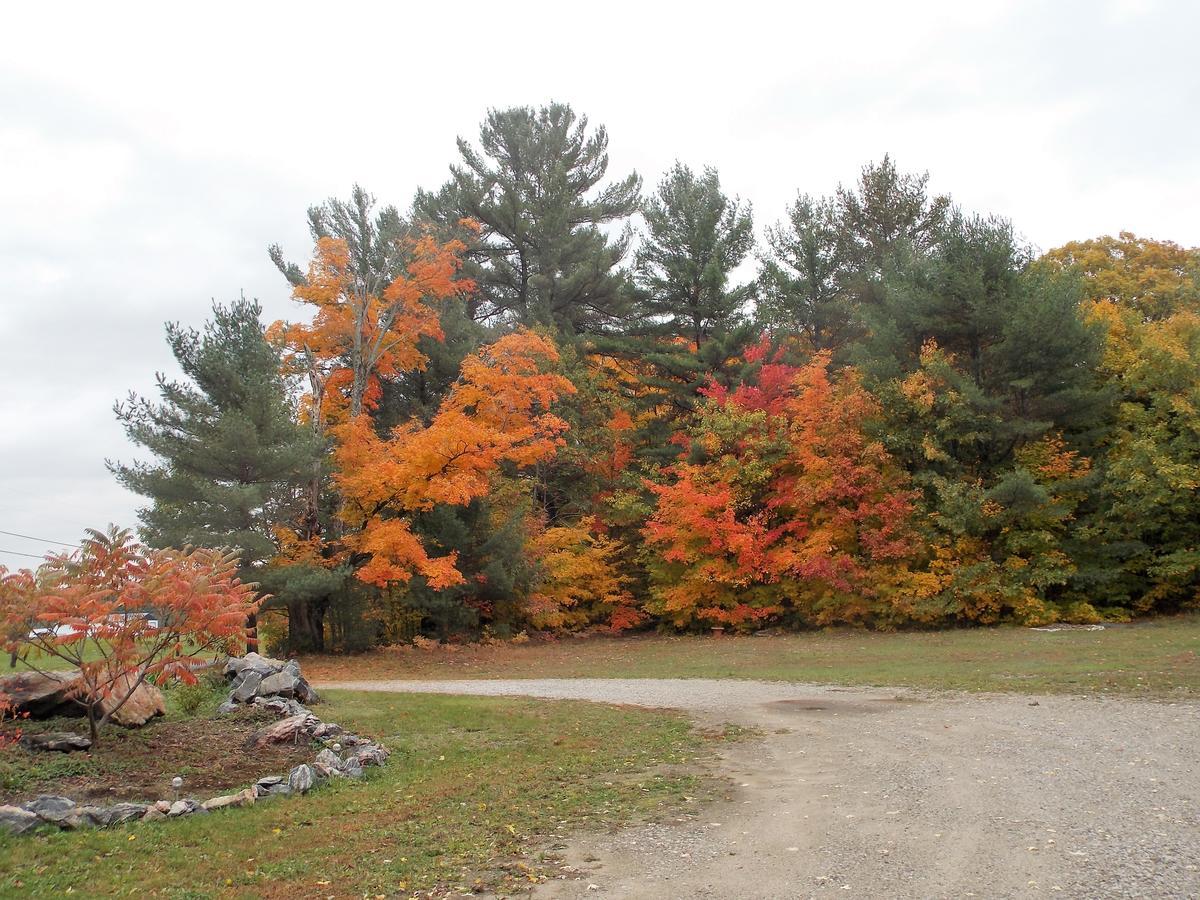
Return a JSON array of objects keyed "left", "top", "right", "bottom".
[
  {"left": 300, "top": 614, "right": 1200, "bottom": 698},
  {"left": 0, "top": 690, "right": 711, "bottom": 898}
]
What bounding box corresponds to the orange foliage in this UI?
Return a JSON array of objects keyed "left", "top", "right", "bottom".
[
  {"left": 0, "top": 527, "right": 259, "bottom": 742},
  {"left": 334, "top": 331, "right": 576, "bottom": 589},
  {"left": 270, "top": 230, "right": 474, "bottom": 425},
  {"left": 644, "top": 353, "right": 919, "bottom": 629}
]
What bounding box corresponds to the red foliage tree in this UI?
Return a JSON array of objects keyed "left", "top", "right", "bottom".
[
  {"left": 0, "top": 527, "right": 260, "bottom": 742},
  {"left": 644, "top": 352, "right": 920, "bottom": 629}
]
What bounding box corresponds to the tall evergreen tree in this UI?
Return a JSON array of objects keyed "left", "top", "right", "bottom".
[
  {"left": 414, "top": 102, "right": 642, "bottom": 334},
  {"left": 635, "top": 162, "right": 754, "bottom": 347},
  {"left": 110, "top": 297, "right": 320, "bottom": 566},
  {"left": 758, "top": 156, "right": 951, "bottom": 351},
  {"left": 759, "top": 194, "right": 849, "bottom": 349}
]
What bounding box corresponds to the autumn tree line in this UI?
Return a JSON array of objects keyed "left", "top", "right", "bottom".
[{"left": 109, "top": 102, "right": 1200, "bottom": 651}]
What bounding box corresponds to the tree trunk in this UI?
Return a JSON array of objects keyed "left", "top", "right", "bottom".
[{"left": 87, "top": 703, "right": 100, "bottom": 744}]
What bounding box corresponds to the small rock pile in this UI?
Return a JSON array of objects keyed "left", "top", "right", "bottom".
[
  {"left": 219, "top": 652, "right": 320, "bottom": 709},
  {"left": 0, "top": 654, "right": 389, "bottom": 835}
]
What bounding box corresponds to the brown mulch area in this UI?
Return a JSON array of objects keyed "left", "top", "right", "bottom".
[{"left": 0, "top": 707, "right": 316, "bottom": 806}]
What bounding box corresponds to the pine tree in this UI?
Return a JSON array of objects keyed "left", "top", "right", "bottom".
[
  {"left": 758, "top": 156, "right": 950, "bottom": 351},
  {"left": 635, "top": 162, "right": 754, "bottom": 347},
  {"left": 110, "top": 297, "right": 320, "bottom": 567},
  {"left": 414, "top": 102, "right": 642, "bottom": 335}
]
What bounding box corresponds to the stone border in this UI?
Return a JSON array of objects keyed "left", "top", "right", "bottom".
[{"left": 0, "top": 658, "right": 389, "bottom": 836}]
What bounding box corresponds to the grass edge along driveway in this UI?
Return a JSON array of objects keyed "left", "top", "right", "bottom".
[{"left": 0, "top": 690, "right": 717, "bottom": 898}]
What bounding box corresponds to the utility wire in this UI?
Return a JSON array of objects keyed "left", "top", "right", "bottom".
[
  {"left": 0, "top": 548, "right": 49, "bottom": 560},
  {"left": 0, "top": 529, "right": 81, "bottom": 548}
]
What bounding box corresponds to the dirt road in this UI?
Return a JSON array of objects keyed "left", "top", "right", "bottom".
[{"left": 317, "top": 679, "right": 1199, "bottom": 899}]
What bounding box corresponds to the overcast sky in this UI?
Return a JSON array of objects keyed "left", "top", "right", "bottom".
[{"left": 1, "top": 0, "right": 1197, "bottom": 570}]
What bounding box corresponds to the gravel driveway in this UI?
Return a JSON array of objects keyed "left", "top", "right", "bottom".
[{"left": 317, "top": 678, "right": 1200, "bottom": 899}]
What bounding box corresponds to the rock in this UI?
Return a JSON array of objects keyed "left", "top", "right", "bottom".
[
  {"left": 224, "top": 652, "right": 285, "bottom": 680},
  {"left": 353, "top": 744, "right": 389, "bottom": 767},
  {"left": 20, "top": 731, "right": 92, "bottom": 752},
  {"left": 313, "top": 748, "right": 343, "bottom": 777},
  {"left": 296, "top": 678, "right": 319, "bottom": 705},
  {"left": 288, "top": 764, "right": 316, "bottom": 794},
  {"left": 343, "top": 759, "right": 364, "bottom": 779},
  {"left": 24, "top": 795, "right": 78, "bottom": 826},
  {"left": 217, "top": 698, "right": 238, "bottom": 714},
  {"left": 253, "top": 696, "right": 308, "bottom": 717},
  {"left": 0, "top": 805, "right": 41, "bottom": 835},
  {"left": 311, "top": 722, "right": 342, "bottom": 739},
  {"left": 141, "top": 807, "right": 166, "bottom": 822},
  {"left": 231, "top": 671, "right": 262, "bottom": 703},
  {"left": 0, "top": 670, "right": 163, "bottom": 727},
  {"left": 168, "top": 799, "right": 205, "bottom": 817},
  {"left": 201, "top": 788, "right": 255, "bottom": 811},
  {"left": 71, "top": 806, "right": 111, "bottom": 828},
  {"left": 106, "top": 802, "right": 148, "bottom": 825},
  {"left": 258, "top": 670, "right": 300, "bottom": 698},
  {"left": 0, "top": 671, "right": 78, "bottom": 718},
  {"left": 102, "top": 672, "right": 166, "bottom": 727},
  {"left": 253, "top": 778, "right": 292, "bottom": 798},
  {"left": 153, "top": 799, "right": 172, "bottom": 814},
  {"left": 245, "top": 713, "right": 315, "bottom": 749}
]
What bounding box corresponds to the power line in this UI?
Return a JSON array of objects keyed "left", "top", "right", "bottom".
[
  {"left": 0, "top": 548, "right": 48, "bottom": 560},
  {"left": 0, "top": 529, "right": 80, "bottom": 548}
]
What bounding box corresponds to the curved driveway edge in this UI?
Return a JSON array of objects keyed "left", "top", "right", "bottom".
[{"left": 317, "top": 678, "right": 1200, "bottom": 899}]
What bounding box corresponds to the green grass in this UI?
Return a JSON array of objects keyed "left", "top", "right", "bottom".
[
  {"left": 0, "top": 691, "right": 709, "bottom": 898},
  {"left": 302, "top": 614, "right": 1200, "bottom": 698},
  {"left": 7, "top": 644, "right": 221, "bottom": 674}
]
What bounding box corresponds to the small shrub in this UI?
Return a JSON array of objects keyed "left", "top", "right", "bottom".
[
  {"left": 168, "top": 679, "right": 225, "bottom": 718},
  {"left": 1062, "top": 601, "right": 1103, "bottom": 624}
]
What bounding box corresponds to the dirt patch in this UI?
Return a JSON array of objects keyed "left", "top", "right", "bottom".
[{"left": 0, "top": 707, "right": 315, "bottom": 805}]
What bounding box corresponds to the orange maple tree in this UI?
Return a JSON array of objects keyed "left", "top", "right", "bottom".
[
  {"left": 270, "top": 228, "right": 475, "bottom": 427},
  {"left": 333, "top": 330, "right": 576, "bottom": 589},
  {"left": 0, "top": 527, "right": 259, "bottom": 743}
]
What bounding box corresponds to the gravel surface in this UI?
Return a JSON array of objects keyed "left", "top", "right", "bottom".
[{"left": 318, "top": 678, "right": 1200, "bottom": 899}]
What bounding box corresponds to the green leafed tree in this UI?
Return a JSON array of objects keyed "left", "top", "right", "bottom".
[{"left": 414, "top": 102, "right": 642, "bottom": 335}]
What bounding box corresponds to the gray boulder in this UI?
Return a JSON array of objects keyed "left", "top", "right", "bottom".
[
  {"left": 231, "top": 671, "right": 262, "bottom": 703},
  {"left": 343, "top": 759, "right": 364, "bottom": 779},
  {"left": 0, "top": 805, "right": 41, "bottom": 835},
  {"left": 106, "top": 803, "right": 148, "bottom": 825},
  {"left": 20, "top": 731, "right": 92, "bottom": 753},
  {"left": 258, "top": 670, "right": 299, "bottom": 698},
  {"left": 72, "top": 806, "right": 111, "bottom": 828},
  {"left": 313, "top": 748, "right": 343, "bottom": 777},
  {"left": 223, "top": 652, "right": 285, "bottom": 680},
  {"left": 288, "top": 763, "right": 316, "bottom": 794},
  {"left": 167, "top": 799, "right": 205, "bottom": 817},
  {"left": 24, "top": 795, "right": 77, "bottom": 826}
]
